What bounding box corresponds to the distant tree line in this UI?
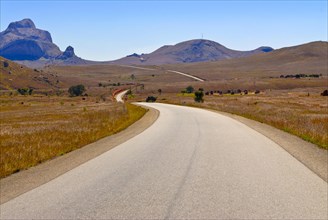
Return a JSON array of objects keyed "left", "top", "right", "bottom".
[
  {"left": 202, "top": 89, "right": 260, "bottom": 96},
  {"left": 280, "top": 74, "right": 321, "bottom": 79}
]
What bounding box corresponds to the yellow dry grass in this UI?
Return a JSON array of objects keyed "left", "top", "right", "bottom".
[
  {"left": 159, "top": 89, "right": 328, "bottom": 149},
  {"left": 0, "top": 96, "right": 146, "bottom": 178}
]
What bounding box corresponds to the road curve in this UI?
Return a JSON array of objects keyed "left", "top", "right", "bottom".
[
  {"left": 1, "top": 103, "right": 327, "bottom": 219},
  {"left": 115, "top": 89, "right": 128, "bottom": 102}
]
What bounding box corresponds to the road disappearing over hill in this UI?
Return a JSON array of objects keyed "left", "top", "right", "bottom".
[
  {"left": 1, "top": 103, "right": 327, "bottom": 219},
  {"left": 115, "top": 89, "right": 129, "bottom": 102}
]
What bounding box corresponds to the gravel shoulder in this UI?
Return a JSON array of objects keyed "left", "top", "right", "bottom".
[
  {"left": 0, "top": 106, "right": 159, "bottom": 204},
  {"left": 209, "top": 109, "right": 328, "bottom": 182}
]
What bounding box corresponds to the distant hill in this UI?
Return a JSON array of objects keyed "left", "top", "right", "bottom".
[
  {"left": 0, "top": 56, "right": 64, "bottom": 90},
  {"left": 164, "top": 41, "right": 328, "bottom": 79},
  {"left": 110, "top": 39, "right": 274, "bottom": 65},
  {"left": 0, "top": 19, "right": 90, "bottom": 67}
]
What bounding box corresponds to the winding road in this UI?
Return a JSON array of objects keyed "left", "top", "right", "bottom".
[
  {"left": 1, "top": 103, "right": 327, "bottom": 219},
  {"left": 115, "top": 89, "right": 129, "bottom": 102}
]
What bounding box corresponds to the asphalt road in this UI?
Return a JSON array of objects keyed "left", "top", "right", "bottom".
[
  {"left": 115, "top": 90, "right": 128, "bottom": 102},
  {"left": 1, "top": 103, "right": 327, "bottom": 219}
]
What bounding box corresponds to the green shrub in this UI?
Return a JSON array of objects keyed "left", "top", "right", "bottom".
[
  {"left": 194, "top": 90, "right": 204, "bottom": 103},
  {"left": 68, "top": 85, "right": 85, "bottom": 96},
  {"left": 186, "top": 86, "right": 194, "bottom": 93},
  {"left": 146, "top": 96, "right": 157, "bottom": 102},
  {"left": 17, "top": 88, "right": 33, "bottom": 95}
]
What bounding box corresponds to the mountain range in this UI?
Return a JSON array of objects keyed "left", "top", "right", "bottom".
[{"left": 1, "top": 19, "right": 275, "bottom": 67}]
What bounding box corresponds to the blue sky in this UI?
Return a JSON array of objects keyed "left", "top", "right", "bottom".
[{"left": 1, "top": 0, "right": 327, "bottom": 61}]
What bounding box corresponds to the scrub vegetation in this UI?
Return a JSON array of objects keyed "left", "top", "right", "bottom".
[
  {"left": 0, "top": 95, "right": 146, "bottom": 178},
  {"left": 158, "top": 89, "right": 328, "bottom": 149}
]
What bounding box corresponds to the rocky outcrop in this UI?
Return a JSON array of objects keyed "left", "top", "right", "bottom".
[
  {"left": 0, "top": 19, "right": 62, "bottom": 60},
  {"left": 57, "top": 46, "right": 75, "bottom": 60},
  {"left": 0, "top": 19, "right": 91, "bottom": 67}
]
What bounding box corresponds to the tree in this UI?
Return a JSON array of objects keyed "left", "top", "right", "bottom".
[
  {"left": 17, "top": 88, "right": 33, "bottom": 95},
  {"left": 68, "top": 84, "right": 86, "bottom": 96},
  {"left": 321, "top": 90, "right": 328, "bottom": 96},
  {"left": 130, "top": 74, "right": 135, "bottom": 80},
  {"left": 194, "top": 90, "right": 204, "bottom": 103},
  {"left": 185, "top": 86, "right": 194, "bottom": 93},
  {"left": 146, "top": 96, "right": 157, "bottom": 102}
]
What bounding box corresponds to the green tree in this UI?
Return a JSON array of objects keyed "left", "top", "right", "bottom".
[
  {"left": 186, "top": 86, "right": 194, "bottom": 93},
  {"left": 194, "top": 90, "right": 204, "bottom": 103},
  {"left": 68, "top": 85, "right": 86, "bottom": 96},
  {"left": 17, "top": 88, "right": 33, "bottom": 95}
]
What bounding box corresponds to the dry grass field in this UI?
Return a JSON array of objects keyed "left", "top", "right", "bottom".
[
  {"left": 0, "top": 95, "right": 146, "bottom": 178},
  {"left": 0, "top": 57, "right": 64, "bottom": 90},
  {"left": 147, "top": 87, "right": 328, "bottom": 150},
  {"left": 46, "top": 65, "right": 190, "bottom": 88},
  {"left": 1, "top": 41, "right": 327, "bottom": 179}
]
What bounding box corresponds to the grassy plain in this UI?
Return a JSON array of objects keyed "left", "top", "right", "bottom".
[
  {"left": 146, "top": 88, "right": 327, "bottom": 149},
  {"left": 0, "top": 95, "right": 146, "bottom": 178},
  {"left": 1, "top": 42, "right": 327, "bottom": 178},
  {"left": 48, "top": 62, "right": 328, "bottom": 150}
]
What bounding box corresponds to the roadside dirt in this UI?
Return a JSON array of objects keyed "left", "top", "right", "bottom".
[{"left": 0, "top": 106, "right": 159, "bottom": 204}]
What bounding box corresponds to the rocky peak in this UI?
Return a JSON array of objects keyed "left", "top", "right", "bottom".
[
  {"left": 0, "top": 18, "right": 62, "bottom": 60},
  {"left": 63, "top": 46, "right": 75, "bottom": 57},
  {"left": 7, "top": 18, "right": 36, "bottom": 29},
  {"left": 57, "top": 46, "right": 76, "bottom": 60}
]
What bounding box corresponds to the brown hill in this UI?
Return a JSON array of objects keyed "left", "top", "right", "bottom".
[
  {"left": 110, "top": 39, "right": 273, "bottom": 65},
  {"left": 0, "top": 57, "right": 63, "bottom": 90},
  {"left": 164, "top": 41, "right": 328, "bottom": 80}
]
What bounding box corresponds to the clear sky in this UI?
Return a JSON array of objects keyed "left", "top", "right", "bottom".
[{"left": 1, "top": 0, "right": 327, "bottom": 61}]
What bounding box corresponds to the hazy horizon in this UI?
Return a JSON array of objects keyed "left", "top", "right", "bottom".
[{"left": 1, "top": 0, "right": 327, "bottom": 61}]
